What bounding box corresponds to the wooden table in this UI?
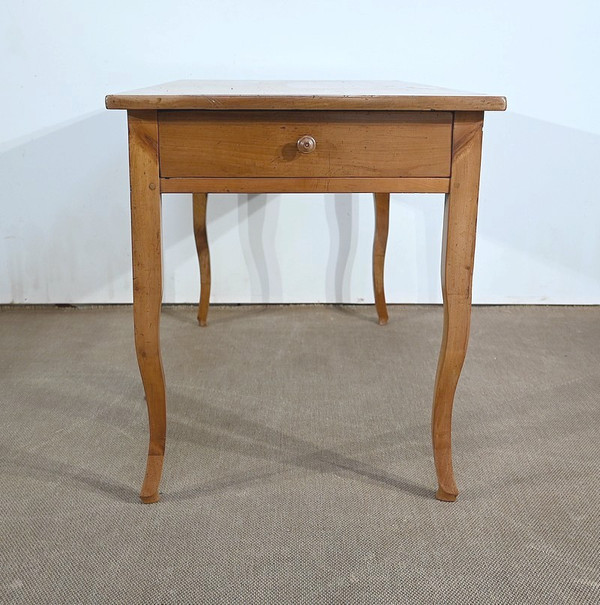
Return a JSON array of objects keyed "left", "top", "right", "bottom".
[{"left": 106, "top": 81, "right": 506, "bottom": 503}]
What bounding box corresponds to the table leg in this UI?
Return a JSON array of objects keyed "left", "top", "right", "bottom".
[
  {"left": 193, "top": 192, "right": 211, "bottom": 327},
  {"left": 432, "top": 112, "right": 484, "bottom": 502},
  {"left": 128, "top": 110, "right": 166, "bottom": 504},
  {"left": 373, "top": 192, "right": 390, "bottom": 325}
]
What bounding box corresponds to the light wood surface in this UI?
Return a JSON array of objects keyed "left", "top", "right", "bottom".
[
  {"left": 159, "top": 111, "right": 452, "bottom": 178},
  {"left": 160, "top": 177, "right": 450, "bottom": 194},
  {"left": 373, "top": 193, "right": 390, "bottom": 325},
  {"left": 111, "top": 81, "right": 503, "bottom": 503},
  {"left": 106, "top": 80, "right": 507, "bottom": 111},
  {"left": 127, "top": 111, "right": 166, "bottom": 504},
  {"left": 193, "top": 193, "right": 210, "bottom": 327},
  {"left": 432, "top": 112, "right": 484, "bottom": 502}
]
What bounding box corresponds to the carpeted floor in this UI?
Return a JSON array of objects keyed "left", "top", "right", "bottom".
[{"left": 0, "top": 305, "right": 599, "bottom": 604}]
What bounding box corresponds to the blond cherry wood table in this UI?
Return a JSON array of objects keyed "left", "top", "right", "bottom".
[{"left": 106, "top": 81, "right": 506, "bottom": 504}]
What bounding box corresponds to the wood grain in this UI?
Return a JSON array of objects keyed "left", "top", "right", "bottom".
[
  {"left": 373, "top": 193, "right": 390, "bottom": 325},
  {"left": 160, "top": 177, "right": 450, "bottom": 194},
  {"left": 127, "top": 110, "right": 166, "bottom": 504},
  {"left": 110, "top": 82, "right": 502, "bottom": 505},
  {"left": 432, "top": 111, "right": 484, "bottom": 502},
  {"left": 193, "top": 193, "right": 211, "bottom": 327},
  {"left": 158, "top": 111, "right": 452, "bottom": 178},
  {"left": 106, "top": 80, "right": 507, "bottom": 111}
]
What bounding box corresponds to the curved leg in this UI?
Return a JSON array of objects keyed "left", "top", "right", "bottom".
[
  {"left": 373, "top": 193, "right": 390, "bottom": 325},
  {"left": 193, "top": 193, "right": 211, "bottom": 326},
  {"left": 128, "top": 111, "right": 166, "bottom": 504},
  {"left": 432, "top": 112, "right": 483, "bottom": 502}
]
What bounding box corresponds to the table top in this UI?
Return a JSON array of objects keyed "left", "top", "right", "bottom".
[{"left": 105, "top": 80, "right": 507, "bottom": 112}]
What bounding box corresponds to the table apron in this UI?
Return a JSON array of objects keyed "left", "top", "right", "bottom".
[
  {"left": 158, "top": 110, "right": 453, "bottom": 179},
  {"left": 160, "top": 177, "right": 450, "bottom": 194}
]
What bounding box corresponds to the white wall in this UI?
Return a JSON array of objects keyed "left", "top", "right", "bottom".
[{"left": 2, "top": 0, "right": 599, "bottom": 304}]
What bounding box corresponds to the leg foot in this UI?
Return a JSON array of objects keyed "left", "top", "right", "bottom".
[
  {"left": 436, "top": 486, "right": 458, "bottom": 502},
  {"left": 140, "top": 454, "right": 164, "bottom": 503}
]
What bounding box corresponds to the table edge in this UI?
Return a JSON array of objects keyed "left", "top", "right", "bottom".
[{"left": 105, "top": 94, "right": 507, "bottom": 112}]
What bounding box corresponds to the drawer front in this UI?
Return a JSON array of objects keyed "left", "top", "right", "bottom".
[{"left": 158, "top": 111, "right": 452, "bottom": 178}]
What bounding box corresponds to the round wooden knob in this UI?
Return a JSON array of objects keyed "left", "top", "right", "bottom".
[{"left": 297, "top": 135, "right": 316, "bottom": 154}]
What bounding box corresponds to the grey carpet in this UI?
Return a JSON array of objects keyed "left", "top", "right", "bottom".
[{"left": 0, "top": 305, "right": 599, "bottom": 604}]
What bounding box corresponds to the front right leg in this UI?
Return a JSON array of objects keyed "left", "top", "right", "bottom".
[
  {"left": 432, "top": 112, "right": 484, "bottom": 502},
  {"left": 128, "top": 110, "right": 166, "bottom": 503}
]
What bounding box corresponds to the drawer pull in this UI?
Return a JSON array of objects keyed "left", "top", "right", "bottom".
[{"left": 297, "top": 135, "right": 316, "bottom": 154}]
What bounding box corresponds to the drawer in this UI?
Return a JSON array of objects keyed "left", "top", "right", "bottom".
[{"left": 158, "top": 111, "right": 452, "bottom": 178}]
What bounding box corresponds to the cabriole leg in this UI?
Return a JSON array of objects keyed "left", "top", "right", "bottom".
[
  {"left": 193, "top": 193, "right": 211, "bottom": 327},
  {"left": 373, "top": 192, "right": 390, "bottom": 325},
  {"left": 432, "top": 112, "right": 484, "bottom": 502},
  {"left": 128, "top": 110, "right": 166, "bottom": 504}
]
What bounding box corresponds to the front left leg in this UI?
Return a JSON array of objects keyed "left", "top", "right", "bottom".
[{"left": 128, "top": 110, "right": 166, "bottom": 504}]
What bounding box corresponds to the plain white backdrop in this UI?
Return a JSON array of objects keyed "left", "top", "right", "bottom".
[{"left": 1, "top": 0, "right": 599, "bottom": 304}]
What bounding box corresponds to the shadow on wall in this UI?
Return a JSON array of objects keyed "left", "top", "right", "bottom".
[
  {"left": 1, "top": 110, "right": 599, "bottom": 304},
  {"left": 325, "top": 193, "right": 359, "bottom": 303},
  {"left": 171, "top": 191, "right": 364, "bottom": 305},
  {"left": 475, "top": 112, "right": 600, "bottom": 303},
  {"left": 237, "top": 194, "right": 282, "bottom": 303},
  {"left": 1, "top": 112, "right": 132, "bottom": 303},
  {"left": 0, "top": 111, "right": 368, "bottom": 304}
]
